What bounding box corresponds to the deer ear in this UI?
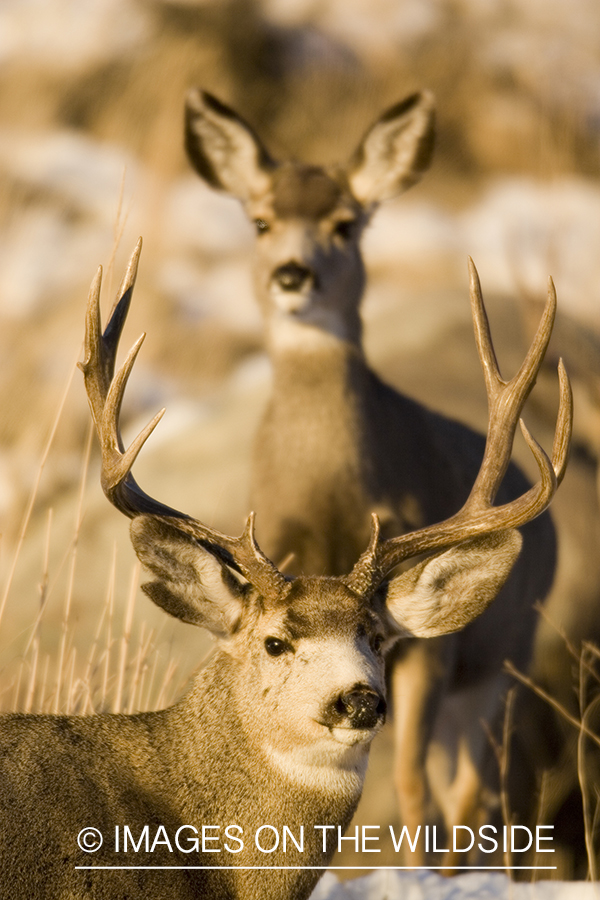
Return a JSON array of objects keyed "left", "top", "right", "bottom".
[
  {"left": 348, "top": 91, "right": 435, "bottom": 205},
  {"left": 384, "top": 530, "right": 522, "bottom": 638},
  {"left": 185, "top": 89, "right": 275, "bottom": 202},
  {"left": 130, "top": 516, "right": 246, "bottom": 637}
]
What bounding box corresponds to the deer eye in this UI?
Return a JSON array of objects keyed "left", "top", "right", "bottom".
[
  {"left": 254, "top": 218, "right": 270, "bottom": 235},
  {"left": 264, "top": 636, "right": 291, "bottom": 657},
  {"left": 372, "top": 635, "right": 385, "bottom": 654},
  {"left": 333, "top": 219, "right": 357, "bottom": 241}
]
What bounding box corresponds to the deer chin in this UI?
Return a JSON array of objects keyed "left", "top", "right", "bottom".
[
  {"left": 271, "top": 285, "right": 313, "bottom": 316},
  {"left": 268, "top": 301, "right": 355, "bottom": 349},
  {"left": 264, "top": 742, "right": 368, "bottom": 792},
  {"left": 325, "top": 722, "right": 382, "bottom": 747}
]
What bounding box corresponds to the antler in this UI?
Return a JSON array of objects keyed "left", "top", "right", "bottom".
[
  {"left": 346, "top": 259, "right": 572, "bottom": 596},
  {"left": 79, "top": 240, "right": 288, "bottom": 599}
]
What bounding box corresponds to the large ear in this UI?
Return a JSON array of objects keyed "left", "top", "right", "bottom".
[
  {"left": 384, "top": 530, "right": 522, "bottom": 638},
  {"left": 348, "top": 91, "right": 435, "bottom": 206},
  {"left": 130, "top": 516, "right": 246, "bottom": 637},
  {"left": 185, "top": 89, "right": 276, "bottom": 202}
]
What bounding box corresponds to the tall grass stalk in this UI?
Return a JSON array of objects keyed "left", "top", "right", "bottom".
[
  {"left": 113, "top": 559, "right": 140, "bottom": 714},
  {"left": 0, "top": 352, "right": 81, "bottom": 631},
  {"left": 53, "top": 422, "right": 93, "bottom": 714}
]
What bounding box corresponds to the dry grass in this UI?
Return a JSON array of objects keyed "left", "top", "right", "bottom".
[
  {"left": 0, "top": 367, "right": 194, "bottom": 719},
  {"left": 506, "top": 645, "right": 600, "bottom": 880}
]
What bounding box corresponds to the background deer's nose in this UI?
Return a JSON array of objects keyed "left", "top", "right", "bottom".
[
  {"left": 334, "top": 687, "right": 386, "bottom": 730},
  {"left": 273, "top": 261, "right": 313, "bottom": 292}
]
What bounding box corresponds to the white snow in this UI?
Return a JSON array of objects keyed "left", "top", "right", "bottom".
[{"left": 310, "top": 870, "right": 598, "bottom": 899}]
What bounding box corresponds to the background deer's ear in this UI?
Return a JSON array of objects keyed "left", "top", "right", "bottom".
[
  {"left": 130, "top": 516, "right": 246, "bottom": 637},
  {"left": 348, "top": 91, "right": 435, "bottom": 205},
  {"left": 384, "top": 530, "right": 522, "bottom": 638},
  {"left": 185, "top": 89, "right": 275, "bottom": 202}
]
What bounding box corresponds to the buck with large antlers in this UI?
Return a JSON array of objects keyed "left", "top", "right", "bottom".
[
  {"left": 185, "top": 91, "right": 568, "bottom": 862},
  {"left": 0, "top": 242, "right": 569, "bottom": 897}
]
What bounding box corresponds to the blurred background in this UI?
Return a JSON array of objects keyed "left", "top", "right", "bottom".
[{"left": 0, "top": 0, "right": 598, "bottom": 878}]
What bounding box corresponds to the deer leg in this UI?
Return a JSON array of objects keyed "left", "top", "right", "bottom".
[
  {"left": 435, "top": 737, "right": 485, "bottom": 872},
  {"left": 390, "top": 637, "right": 453, "bottom": 866},
  {"left": 429, "top": 672, "right": 507, "bottom": 871}
]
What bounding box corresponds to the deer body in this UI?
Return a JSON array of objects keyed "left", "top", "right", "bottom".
[
  {"left": 257, "top": 337, "right": 469, "bottom": 574},
  {"left": 0, "top": 245, "right": 568, "bottom": 896},
  {"left": 185, "top": 92, "right": 561, "bottom": 861}
]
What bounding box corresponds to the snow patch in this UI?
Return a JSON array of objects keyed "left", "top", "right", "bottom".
[{"left": 310, "top": 870, "right": 598, "bottom": 899}]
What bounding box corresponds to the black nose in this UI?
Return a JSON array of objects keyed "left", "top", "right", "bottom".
[
  {"left": 333, "top": 688, "right": 386, "bottom": 730},
  {"left": 273, "top": 262, "right": 313, "bottom": 292}
]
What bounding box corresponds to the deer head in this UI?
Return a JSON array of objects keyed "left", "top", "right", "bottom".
[{"left": 184, "top": 91, "right": 435, "bottom": 345}]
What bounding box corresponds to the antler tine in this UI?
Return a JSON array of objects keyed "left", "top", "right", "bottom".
[
  {"left": 103, "top": 237, "right": 142, "bottom": 383},
  {"left": 468, "top": 256, "right": 502, "bottom": 395},
  {"left": 80, "top": 242, "right": 288, "bottom": 598},
  {"left": 99, "top": 334, "right": 167, "bottom": 508},
  {"left": 80, "top": 265, "right": 105, "bottom": 432},
  {"left": 553, "top": 358, "right": 572, "bottom": 486},
  {"left": 468, "top": 258, "right": 555, "bottom": 508},
  {"left": 345, "top": 265, "right": 571, "bottom": 597},
  {"left": 241, "top": 512, "right": 289, "bottom": 594},
  {"left": 80, "top": 240, "right": 142, "bottom": 426}
]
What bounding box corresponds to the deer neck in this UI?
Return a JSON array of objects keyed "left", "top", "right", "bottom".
[
  {"left": 267, "top": 324, "right": 367, "bottom": 410},
  {"left": 252, "top": 325, "right": 376, "bottom": 574}
]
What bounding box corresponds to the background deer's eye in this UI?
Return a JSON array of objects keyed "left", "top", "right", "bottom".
[
  {"left": 254, "top": 218, "right": 270, "bottom": 235},
  {"left": 265, "top": 636, "right": 291, "bottom": 657},
  {"left": 333, "top": 219, "right": 356, "bottom": 240}
]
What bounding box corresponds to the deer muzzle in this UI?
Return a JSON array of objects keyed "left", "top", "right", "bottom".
[
  {"left": 272, "top": 261, "right": 314, "bottom": 294},
  {"left": 327, "top": 685, "right": 386, "bottom": 732}
]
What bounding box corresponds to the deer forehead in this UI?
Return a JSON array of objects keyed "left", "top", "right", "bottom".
[
  {"left": 251, "top": 163, "right": 360, "bottom": 224},
  {"left": 258, "top": 578, "right": 383, "bottom": 642}
]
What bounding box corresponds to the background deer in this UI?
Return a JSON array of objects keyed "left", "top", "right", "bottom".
[
  {"left": 0, "top": 243, "right": 569, "bottom": 897},
  {"left": 184, "top": 91, "right": 565, "bottom": 863}
]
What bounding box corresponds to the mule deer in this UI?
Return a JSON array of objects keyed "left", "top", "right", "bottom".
[
  {"left": 0, "top": 241, "right": 569, "bottom": 898},
  {"left": 185, "top": 91, "right": 565, "bottom": 862}
]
